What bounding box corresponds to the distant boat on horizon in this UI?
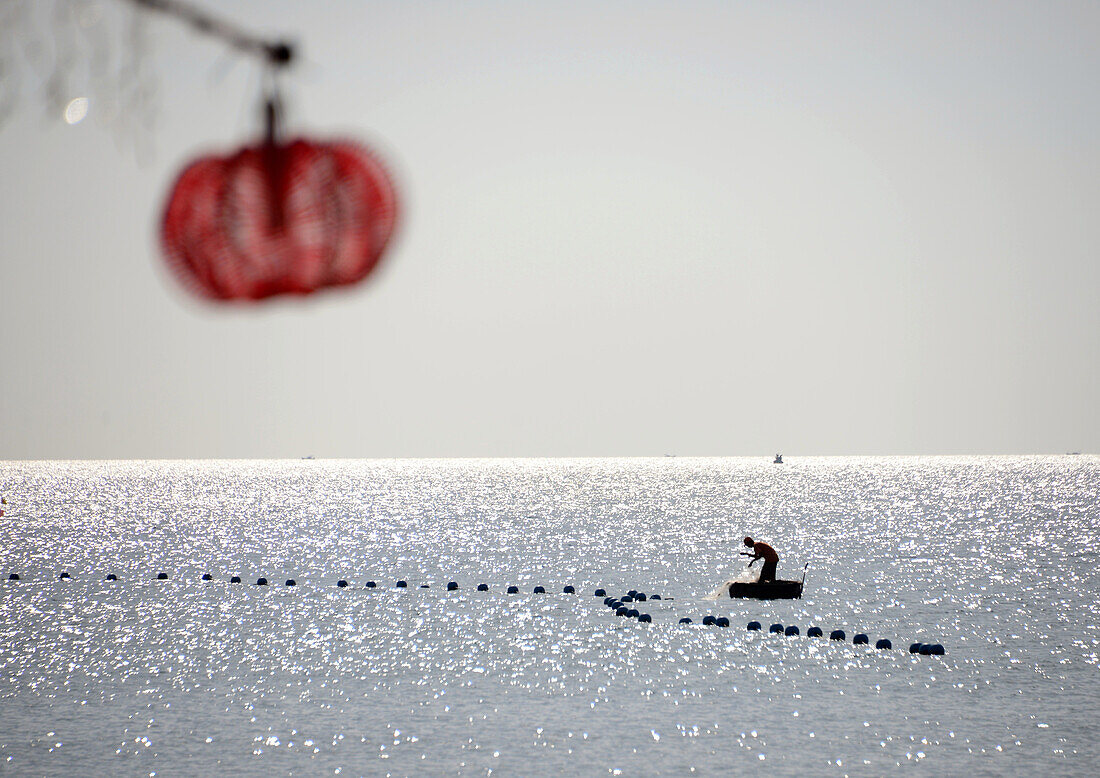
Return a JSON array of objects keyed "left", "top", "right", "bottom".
[{"left": 773, "top": 453, "right": 784, "bottom": 464}]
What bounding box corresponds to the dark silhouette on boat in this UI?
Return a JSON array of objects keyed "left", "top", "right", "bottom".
[{"left": 773, "top": 453, "right": 783, "bottom": 464}]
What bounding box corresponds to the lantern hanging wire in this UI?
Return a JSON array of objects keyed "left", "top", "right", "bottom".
[
  {"left": 126, "top": 0, "right": 294, "bottom": 146},
  {"left": 126, "top": 0, "right": 296, "bottom": 71}
]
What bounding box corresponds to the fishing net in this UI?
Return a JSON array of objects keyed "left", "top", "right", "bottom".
[{"left": 703, "top": 565, "right": 760, "bottom": 600}]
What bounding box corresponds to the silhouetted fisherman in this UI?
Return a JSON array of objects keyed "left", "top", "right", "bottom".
[{"left": 741, "top": 536, "right": 779, "bottom": 583}]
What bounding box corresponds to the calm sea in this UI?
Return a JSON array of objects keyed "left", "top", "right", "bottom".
[{"left": 1, "top": 457, "right": 1097, "bottom": 775}]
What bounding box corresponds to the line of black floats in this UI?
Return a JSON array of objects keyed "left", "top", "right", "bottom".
[
  {"left": 9, "top": 572, "right": 609, "bottom": 595},
  {"left": 678, "top": 617, "right": 945, "bottom": 656},
  {"left": 601, "top": 590, "right": 667, "bottom": 624}
]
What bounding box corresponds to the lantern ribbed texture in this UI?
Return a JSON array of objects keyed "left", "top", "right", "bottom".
[{"left": 161, "top": 138, "right": 397, "bottom": 300}]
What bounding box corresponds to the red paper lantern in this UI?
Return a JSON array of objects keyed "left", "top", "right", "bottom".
[{"left": 160, "top": 137, "right": 397, "bottom": 301}]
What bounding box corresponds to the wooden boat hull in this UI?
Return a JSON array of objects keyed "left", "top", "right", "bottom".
[{"left": 728, "top": 579, "right": 804, "bottom": 599}]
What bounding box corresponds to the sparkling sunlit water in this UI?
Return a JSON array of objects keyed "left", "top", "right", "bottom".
[{"left": 1, "top": 457, "right": 1097, "bottom": 774}]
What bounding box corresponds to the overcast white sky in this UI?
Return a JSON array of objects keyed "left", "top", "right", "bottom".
[{"left": 1, "top": 0, "right": 1097, "bottom": 459}]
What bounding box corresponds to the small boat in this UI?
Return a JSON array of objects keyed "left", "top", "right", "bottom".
[
  {"left": 728, "top": 564, "right": 807, "bottom": 599},
  {"left": 773, "top": 453, "right": 783, "bottom": 464},
  {"left": 728, "top": 579, "right": 802, "bottom": 599}
]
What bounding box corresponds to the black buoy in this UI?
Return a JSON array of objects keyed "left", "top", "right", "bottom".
[
  {"left": 230, "top": 575, "right": 241, "bottom": 583},
  {"left": 59, "top": 572, "right": 71, "bottom": 580},
  {"left": 627, "top": 589, "right": 639, "bottom": 597},
  {"left": 628, "top": 608, "right": 640, "bottom": 618},
  {"left": 594, "top": 588, "right": 606, "bottom": 597},
  {"left": 638, "top": 613, "right": 652, "bottom": 623},
  {"left": 679, "top": 617, "right": 693, "bottom": 624},
  {"left": 8, "top": 573, "right": 19, "bottom": 581},
  {"left": 256, "top": 577, "right": 268, "bottom": 586},
  {"left": 747, "top": 620, "right": 762, "bottom": 631},
  {"left": 285, "top": 579, "right": 296, "bottom": 586},
  {"left": 830, "top": 629, "right": 846, "bottom": 641},
  {"left": 807, "top": 626, "right": 823, "bottom": 638},
  {"left": 533, "top": 585, "right": 545, "bottom": 593},
  {"left": 477, "top": 583, "right": 489, "bottom": 591},
  {"left": 621, "top": 595, "right": 634, "bottom": 603},
  {"left": 918, "top": 644, "right": 933, "bottom": 655},
  {"left": 420, "top": 583, "right": 430, "bottom": 588},
  {"left": 909, "top": 642, "right": 923, "bottom": 654},
  {"left": 702, "top": 615, "right": 716, "bottom": 626},
  {"left": 876, "top": 638, "right": 892, "bottom": 650},
  {"left": 337, "top": 580, "right": 348, "bottom": 588},
  {"left": 716, "top": 617, "right": 730, "bottom": 628},
  {"left": 157, "top": 572, "right": 168, "bottom": 579},
  {"left": 507, "top": 585, "right": 519, "bottom": 594},
  {"left": 201, "top": 573, "right": 213, "bottom": 581},
  {"left": 769, "top": 623, "right": 784, "bottom": 634},
  {"left": 853, "top": 633, "right": 869, "bottom": 645},
  {"left": 105, "top": 573, "right": 117, "bottom": 581},
  {"left": 650, "top": 594, "right": 662, "bottom": 600},
  {"left": 785, "top": 625, "right": 800, "bottom": 636},
  {"left": 929, "top": 643, "right": 945, "bottom": 655},
  {"left": 447, "top": 581, "right": 458, "bottom": 591},
  {"left": 604, "top": 597, "right": 616, "bottom": 606},
  {"left": 616, "top": 606, "right": 630, "bottom": 617},
  {"left": 635, "top": 593, "right": 647, "bottom": 602},
  {"left": 365, "top": 581, "right": 376, "bottom": 588},
  {"left": 563, "top": 585, "right": 575, "bottom": 594},
  {"left": 396, "top": 580, "right": 407, "bottom": 588}
]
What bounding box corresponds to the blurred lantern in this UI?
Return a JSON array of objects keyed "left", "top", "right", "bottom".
[
  {"left": 0, "top": 0, "right": 400, "bottom": 302},
  {"left": 161, "top": 95, "right": 398, "bottom": 301}
]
